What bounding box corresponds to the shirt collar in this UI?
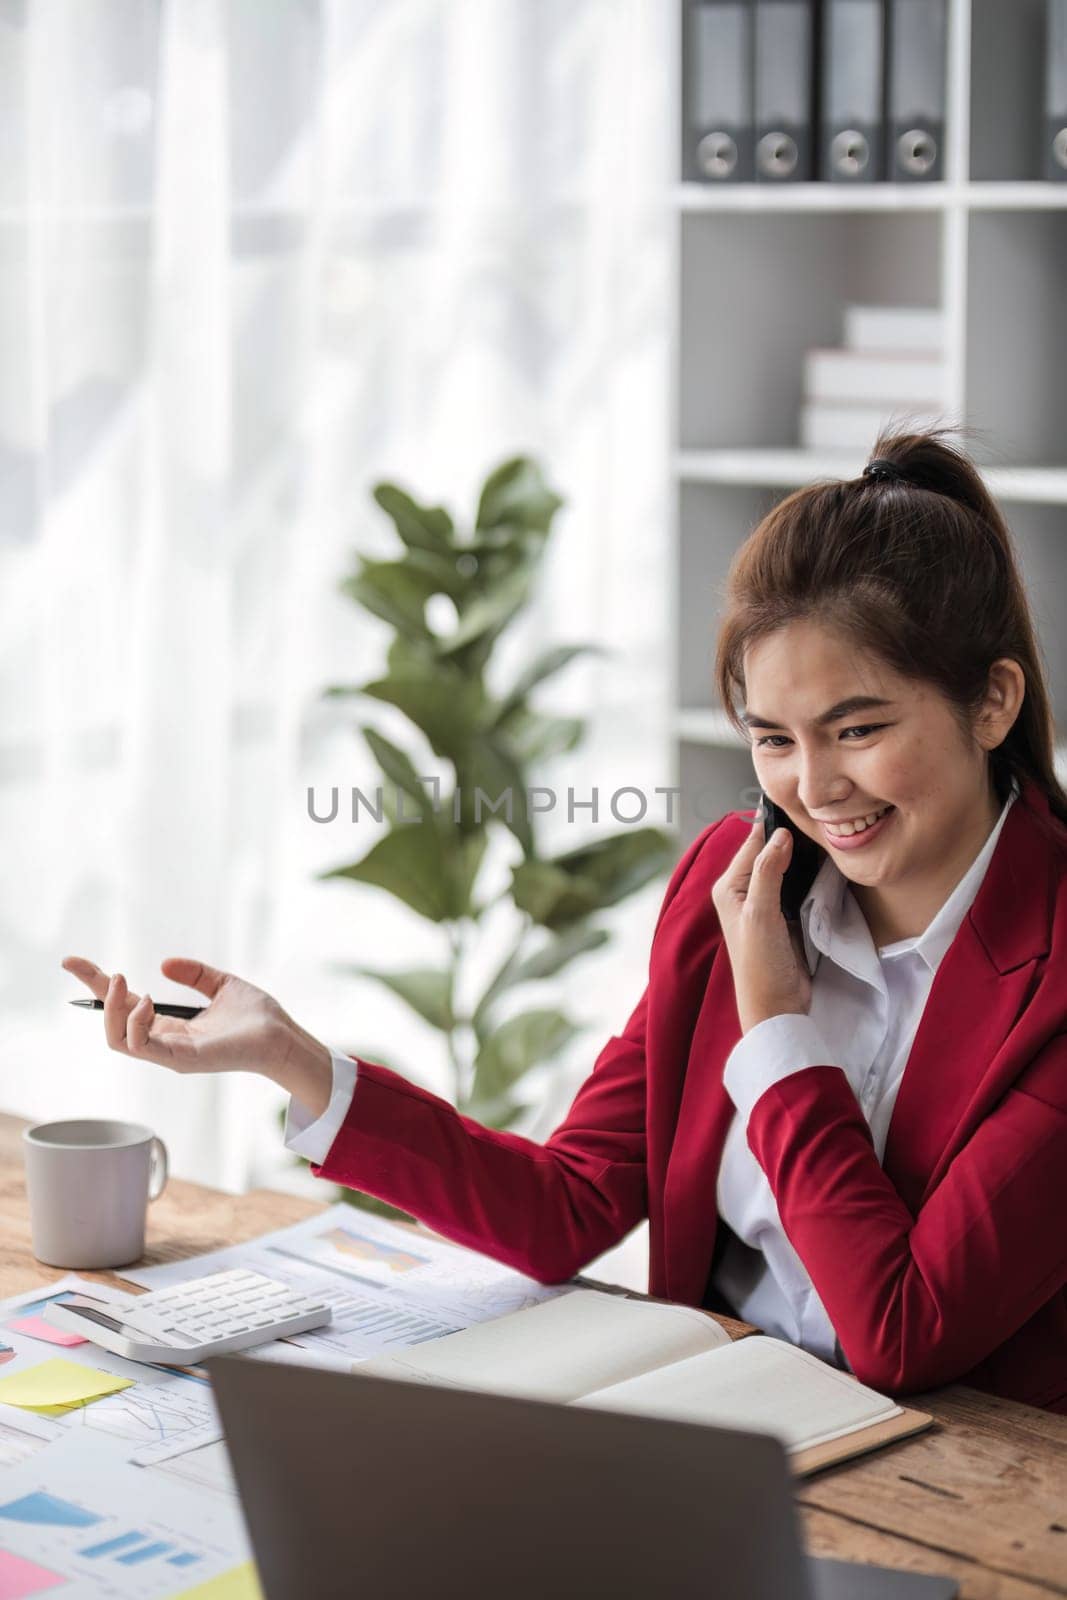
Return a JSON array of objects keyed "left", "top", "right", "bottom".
[{"left": 799, "top": 775, "right": 1021, "bottom": 978}]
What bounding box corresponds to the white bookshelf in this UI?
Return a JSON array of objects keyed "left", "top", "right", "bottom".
[{"left": 669, "top": 0, "right": 1067, "bottom": 839}]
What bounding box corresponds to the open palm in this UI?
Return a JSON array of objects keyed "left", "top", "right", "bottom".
[{"left": 61, "top": 956, "right": 292, "bottom": 1078}]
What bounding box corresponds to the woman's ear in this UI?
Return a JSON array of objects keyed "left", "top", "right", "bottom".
[{"left": 976, "top": 658, "right": 1026, "bottom": 752}]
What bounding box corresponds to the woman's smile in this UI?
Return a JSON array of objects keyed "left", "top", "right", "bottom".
[{"left": 818, "top": 804, "right": 896, "bottom": 851}]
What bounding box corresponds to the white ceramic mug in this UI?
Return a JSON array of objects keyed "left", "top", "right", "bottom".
[{"left": 22, "top": 1119, "right": 168, "bottom": 1269}]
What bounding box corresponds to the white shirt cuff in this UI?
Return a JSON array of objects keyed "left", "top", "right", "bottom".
[
  {"left": 283, "top": 1048, "right": 358, "bottom": 1165},
  {"left": 722, "top": 1013, "right": 840, "bottom": 1124}
]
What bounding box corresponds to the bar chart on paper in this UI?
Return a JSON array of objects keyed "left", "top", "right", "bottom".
[{"left": 0, "top": 1430, "right": 252, "bottom": 1597}]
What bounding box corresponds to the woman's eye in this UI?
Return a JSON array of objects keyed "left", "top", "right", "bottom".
[{"left": 753, "top": 724, "right": 884, "bottom": 749}]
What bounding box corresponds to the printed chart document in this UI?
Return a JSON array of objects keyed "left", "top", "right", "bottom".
[
  {"left": 0, "top": 1209, "right": 574, "bottom": 1523},
  {"left": 356, "top": 1289, "right": 919, "bottom": 1463},
  {"left": 122, "top": 1202, "right": 568, "bottom": 1368},
  {"left": 0, "top": 1429, "right": 252, "bottom": 1598}
]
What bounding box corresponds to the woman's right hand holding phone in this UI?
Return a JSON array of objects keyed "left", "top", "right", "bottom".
[{"left": 61, "top": 955, "right": 334, "bottom": 1117}]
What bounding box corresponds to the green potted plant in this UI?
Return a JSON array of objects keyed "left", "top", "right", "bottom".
[{"left": 297, "top": 456, "right": 677, "bottom": 1219}]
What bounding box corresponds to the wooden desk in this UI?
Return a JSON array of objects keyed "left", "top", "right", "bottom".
[{"left": 2, "top": 1113, "right": 1064, "bottom": 1597}]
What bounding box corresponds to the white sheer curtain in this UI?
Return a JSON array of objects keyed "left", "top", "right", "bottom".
[{"left": 0, "top": 0, "right": 673, "bottom": 1209}]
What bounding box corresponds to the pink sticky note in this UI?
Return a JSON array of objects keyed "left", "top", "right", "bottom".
[
  {"left": 0, "top": 1547, "right": 66, "bottom": 1598},
  {"left": 7, "top": 1314, "right": 87, "bottom": 1347}
]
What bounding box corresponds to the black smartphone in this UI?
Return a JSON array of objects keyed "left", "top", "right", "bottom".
[{"left": 758, "top": 789, "right": 824, "bottom": 922}]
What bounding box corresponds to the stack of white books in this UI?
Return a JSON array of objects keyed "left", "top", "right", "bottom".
[{"left": 799, "top": 305, "right": 947, "bottom": 452}]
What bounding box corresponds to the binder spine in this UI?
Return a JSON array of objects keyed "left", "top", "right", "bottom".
[
  {"left": 682, "top": 1, "right": 755, "bottom": 182},
  {"left": 1047, "top": 0, "right": 1067, "bottom": 182},
  {"left": 886, "top": 0, "right": 947, "bottom": 181},
  {"left": 754, "top": 0, "right": 816, "bottom": 181},
  {"left": 820, "top": 0, "right": 885, "bottom": 182}
]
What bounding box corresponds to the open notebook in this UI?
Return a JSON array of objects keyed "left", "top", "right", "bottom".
[{"left": 354, "top": 1289, "right": 933, "bottom": 1476}]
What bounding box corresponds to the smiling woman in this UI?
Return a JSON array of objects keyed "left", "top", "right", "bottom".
[{"left": 698, "top": 425, "right": 1067, "bottom": 1402}]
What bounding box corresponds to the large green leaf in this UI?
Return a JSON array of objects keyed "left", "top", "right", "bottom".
[
  {"left": 475, "top": 457, "right": 564, "bottom": 535},
  {"left": 451, "top": 734, "right": 533, "bottom": 853},
  {"left": 340, "top": 559, "right": 438, "bottom": 640},
  {"left": 471, "top": 924, "right": 610, "bottom": 1040},
  {"left": 322, "top": 818, "right": 489, "bottom": 924},
  {"left": 511, "top": 827, "right": 676, "bottom": 930},
  {"left": 509, "top": 861, "right": 603, "bottom": 930},
  {"left": 446, "top": 827, "right": 490, "bottom": 919},
  {"left": 373, "top": 483, "right": 455, "bottom": 554},
  {"left": 320, "top": 823, "right": 457, "bottom": 922},
  {"left": 508, "top": 924, "right": 610, "bottom": 986},
  {"left": 362, "top": 666, "right": 490, "bottom": 759},
  {"left": 339, "top": 965, "right": 454, "bottom": 1030},
  {"left": 471, "top": 1008, "right": 580, "bottom": 1106},
  {"left": 361, "top": 726, "right": 436, "bottom": 821},
  {"left": 501, "top": 709, "right": 585, "bottom": 765},
  {"left": 387, "top": 634, "right": 439, "bottom": 675},
  {"left": 550, "top": 827, "right": 677, "bottom": 905}
]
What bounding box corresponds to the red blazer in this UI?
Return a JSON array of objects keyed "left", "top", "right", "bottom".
[{"left": 312, "top": 773, "right": 1067, "bottom": 1412}]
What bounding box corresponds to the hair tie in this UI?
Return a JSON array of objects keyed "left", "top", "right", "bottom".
[{"left": 863, "top": 457, "right": 905, "bottom": 483}]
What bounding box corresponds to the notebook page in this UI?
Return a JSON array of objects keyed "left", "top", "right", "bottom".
[
  {"left": 352, "top": 1288, "right": 731, "bottom": 1404},
  {"left": 576, "top": 1336, "right": 902, "bottom": 1453}
]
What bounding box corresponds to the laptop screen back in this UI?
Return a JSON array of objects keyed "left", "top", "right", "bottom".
[{"left": 208, "top": 1354, "right": 814, "bottom": 1600}]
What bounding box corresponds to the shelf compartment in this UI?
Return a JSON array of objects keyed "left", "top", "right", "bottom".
[
  {"left": 966, "top": 209, "right": 1067, "bottom": 468},
  {"left": 676, "top": 482, "right": 783, "bottom": 709},
  {"left": 679, "top": 211, "right": 942, "bottom": 452}
]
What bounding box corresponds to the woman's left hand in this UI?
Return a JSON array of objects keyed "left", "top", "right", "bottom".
[{"left": 711, "top": 812, "right": 814, "bottom": 1035}]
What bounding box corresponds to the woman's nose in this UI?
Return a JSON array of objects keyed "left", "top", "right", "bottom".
[{"left": 796, "top": 773, "right": 852, "bottom": 818}]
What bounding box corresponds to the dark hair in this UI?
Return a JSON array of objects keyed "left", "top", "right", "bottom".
[{"left": 713, "top": 425, "right": 1067, "bottom": 845}]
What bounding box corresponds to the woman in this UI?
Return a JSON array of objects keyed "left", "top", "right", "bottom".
[{"left": 64, "top": 428, "right": 1067, "bottom": 1412}]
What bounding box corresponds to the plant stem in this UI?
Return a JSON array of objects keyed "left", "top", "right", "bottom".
[{"left": 445, "top": 921, "right": 466, "bottom": 1102}]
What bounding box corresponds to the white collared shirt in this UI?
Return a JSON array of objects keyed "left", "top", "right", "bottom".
[
  {"left": 284, "top": 780, "right": 1021, "bottom": 1367},
  {"left": 713, "top": 776, "right": 1020, "bottom": 1366}
]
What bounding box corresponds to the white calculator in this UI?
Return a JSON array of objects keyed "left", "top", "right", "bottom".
[{"left": 43, "top": 1268, "right": 332, "bottom": 1365}]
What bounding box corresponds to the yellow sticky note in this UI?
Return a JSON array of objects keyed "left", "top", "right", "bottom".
[
  {"left": 174, "top": 1562, "right": 264, "bottom": 1599},
  {"left": 0, "top": 1358, "right": 133, "bottom": 1410}
]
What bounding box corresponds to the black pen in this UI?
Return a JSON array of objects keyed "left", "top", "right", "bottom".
[{"left": 70, "top": 998, "right": 205, "bottom": 1019}]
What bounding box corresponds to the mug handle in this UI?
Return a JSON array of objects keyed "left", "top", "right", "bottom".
[{"left": 148, "top": 1136, "right": 168, "bottom": 1202}]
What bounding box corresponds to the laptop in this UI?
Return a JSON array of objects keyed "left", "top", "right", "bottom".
[{"left": 208, "top": 1355, "right": 958, "bottom": 1599}]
